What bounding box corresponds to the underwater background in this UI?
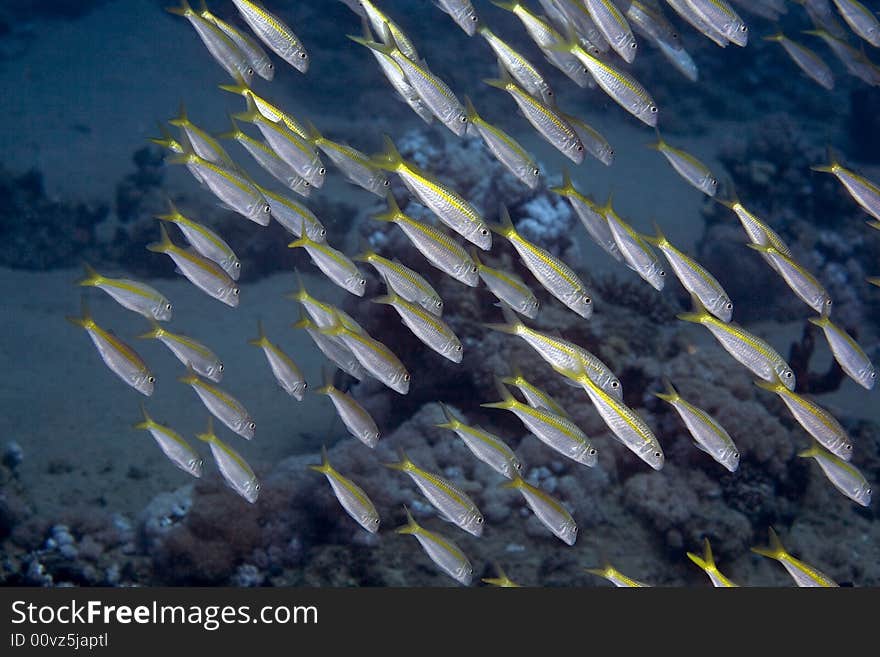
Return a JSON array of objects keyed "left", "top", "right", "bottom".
[{"left": 0, "top": 0, "right": 878, "bottom": 587}]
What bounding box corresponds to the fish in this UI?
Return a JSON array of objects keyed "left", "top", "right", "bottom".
[
  {"left": 384, "top": 449, "right": 484, "bottom": 536},
  {"left": 481, "top": 563, "right": 521, "bottom": 587},
  {"left": 654, "top": 379, "right": 741, "bottom": 472},
  {"left": 715, "top": 193, "right": 793, "bottom": 257},
  {"left": 477, "top": 25, "right": 555, "bottom": 105},
  {"left": 371, "top": 192, "right": 480, "bottom": 287},
  {"left": 138, "top": 319, "right": 224, "bottom": 382},
  {"left": 195, "top": 417, "right": 260, "bottom": 504},
  {"left": 258, "top": 185, "right": 326, "bottom": 241},
  {"left": 685, "top": 0, "right": 749, "bottom": 47},
  {"left": 218, "top": 77, "right": 310, "bottom": 139},
  {"left": 648, "top": 132, "right": 718, "bottom": 196},
  {"left": 321, "top": 312, "right": 411, "bottom": 394},
  {"left": 811, "top": 154, "right": 880, "bottom": 222},
  {"left": 804, "top": 28, "right": 880, "bottom": 86},
  {"left": 799, "top": 442, "right": 872, "bottom": 507},
  {"left": 483, "top": 63, "right": 585, "bottom": 164},
  {"left": 677, "top": 295, "right": 796, "bottom": 389},
  {"left": 746, "top": 243, "right": 832, "bottom": 315},
  {"left": 435, "top": 0, "right": 480, "bottom": 35},
  {"left": 654, "top": 37, "right": 700, "bottom": 82},
  {"left": 550, "top": 0, "right": 611, "bottom": 53},
  {"left": 584, "top": 563, "right": 650, "bottom": 587},
  {"left": 303, "top": 120, "right": 389, "bottom": 196},
  {"left": 686, "top": 538, "right": 738, "bottom": 587},
  {"left": 436, "top": 402, "right": 524, "bottom": 479},
  {"left": 372, "top": 291, "right": 463, "bottom": 363},
  {"left": 349, "top": 26, "right": 469, "bottom": 137},
  {"left": 155, "top": 201, "right": 241, "bottom": 280},
  {"left": 471, "top": 249, "right": 540, "bottom": 319},
  {"left": 626, "top": 0, "right": 685, "bottom": 50},
  {"left": 179, "top": 365, "right": 256, "bottom": 440},
  {"left": 231, "top": 0, "right": 309, "bottom": 72},
  {"left": 133, "top": 404, "right": 203, "bottom": 478},
  {"left": 67, "top": 299, "right": 155, "bottom": 397},
  {"left": 754, "top": 375, "right": 853, "bottom": 460},
  {"left": 146, "top": 225, "right": 241, "bottom": 307},
  {"left": 313, "top": 370, "right": 380, "bottom": 448},
  {"left": 481, "top": 378, "right": 598, "bottom": 467},
  {"left": 763, "top": 32, "right": 835, "bottom": 90},
  {"left": 286, "top": 271, "right": 365, "bottom": 333},
  {"left": 830, "top": 0, "right": 880, "bottom": 47},
  {"left": 288, "top": 228, "right": 367, "bottom": 297},
  {"left": 501, "top": 474, "right": 578, "bottom": 545},
  {"left": 501, "top": 363, "right": 570, "bottom": 418},
  {"left": 167, "top": 103, "right": 235, "bottom": 168},
  {"left": 166, "top": 0, "right": 255, "bottom": 83},
  {"left": 339, "top": 0, "right": 420, "bottom": 61},
  {"left": 808, "top": 312, "right": 876, "bottom": 390},
  {"left": 664, "top": 0, "right": 730, "bottom": 47},
  {"left": 601, "top": 196, "right": 666, "bottom": 291},
  {"left": 371, "top": 136, "right": 490, "bottom": 249},
  {"left": 642, "top": 222, "right": 732, "bottom": 322},
  {"left": 489, "top": 205, "right": 594, "bottom": 319},
  {"left": 292, "top": 313, "right": 369, "bottom": 382},
  {"left": 463, "top": 97, "right": 541, "bottom": 190},
  {"left": 309, "top": 446, "right": 381, "bottom": 532},
  {"left": 248, "top": 320, "right": 307, "bottom": 400},
  {"left": 198, "top": 0, "right": 274, "bottom": 80},
  {"left": 750, "top": 527, "right": 838, "bottom": 587},
  {"left": 76, "top": 263, "right": 173, "bottom": 321},
  {"left": 562, "top": 112, "right": 615, "bottom": 166},
  {"left": 582, "top": 0, "right": 639, "bottom": 63},
  {"left": 550, "top": 169, "right": 621, "bottom": 261},
  {"left": 395, "top": 506, "right": 474, "bottom": 586},
  {"left": 353, "top": 246, "right": 444, "bottom": 317}
]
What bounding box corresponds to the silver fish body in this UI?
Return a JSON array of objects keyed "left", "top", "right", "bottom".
[
  {"left": 809, "top": 315, "right": 876, "bottom": 390},
  {"left": 204, "top": 434, "right": 260, "bottom": 503},
  {"left": 801, "top": 445, "right": 871, "bottom": 507},
  {"left": 374, "top": 293, "right": 463, "bottom": 363},
  {"left": 231, "top": 0, "right": 309, "bottom": 72},
  {"left": 319, "top": 385, "right": 380, "bottom": 448},
  {"left": 181, "top": 374, "right": 256, "bottom": 441},
  {"left": 504, "top": 476, "right": 578, "bottom": 545}
]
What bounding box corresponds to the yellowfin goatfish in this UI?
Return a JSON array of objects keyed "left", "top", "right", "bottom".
[
  {"left": 248, "top": 320, "right": 306, "bottom": 400},
  {"left": 198, "top": 1, "right": 273, "bottom": 80},
  {"left": 804, "top": 28, "right": 880, "bottom": 86},
  {"left": 685, "top": 0, "right": 749, "bottom": 46},
  {"left": 750, "top": 527, "right": 838, "bottom": 586},
  {"left": 800, "top": 442, "right": 871, "bottom": 506},
  {"left": 477, "top": 25, "right": 555, "bottom": 105},
  {"left": 258, "top": 186, "right": 326, "bottom": 241},
  {"left": 196, "top": 417, "right": 259, "bottom": 504},
  {"left": 288, "top": 229, "right": 367, "bottom": 297},
  {"left": 502, "top": 363, "right": 570, "bottom": 418},
  {"left": 482, "top": 379, "right": 598, "bottom": 467},
  {"left": 715, "top": 193, "right": 792, "bottom": 258},
  {"left": 642, "top": 222, "right": 732, "bottom": 322},
  {"left": 483, "top": 63, "right": 585, "bottom": 164},
  {"left": 167, "top": 147, "right": 271, "bottom": 226},
  {"left": 763, "top": 33, "right": 835, "bottom": 90},
  {"left": 482, "top": 563, "right": 521, "bottom": 587},
  {"left": 303, "top": 120, "right": 389, "bottom": 197},
  {"left": 654, "top": 36, "right": 699, "bottom": 82},
  {"left": 585, "top": 562, "right": 650, "bottom": 587},
  {"left": 550, "top": 169, "right": 621, "bottom": 261},
  {"left": 558, "top": 361, "right": 664, "bottom": 470},
  {"left": 384, "top": 449, "right": 484, "bottom": 536},
  {"left": 626, "top": 0, "right": 685, "bottom": 51},
  {"left": 354, "top": 246, "right": 444, "bottom": 316},
  {"left": 648, "top": 133, "right": 718, "bottom": 196},
  {"left": 563, "top": 112, "right": 615, "bottom": 166},
  {"left": 147, "top": 225, "right": 241, "bottom": 307},
  {"left": 166, "top": 0, "right": 255, "bottom": 83},
  {"left": 746, "top": 243, "right": 832, "bottom": 314},
  {"left": 287, "top": 271, "right": 365, "bottom": 334},
  {"left": 583, "top": 0, "right": 639, "bottom": 63},
  {"left": 655, "top": 379, "right": 740, "bottom": 472},
  {"left": 502, "top": 475, "right": 578, "bottom": 545},
  {"left": 292, "top": 313, "right": 368, "bottom": 382},
  {"left": 321, "top": 312, "right": 411, "bottom": 394},
  {"left": 134, "top": 404, "right": 203, "bottom": 478},
  {"left": 67, "top": 299, "right": 155, "bottom": 396},
  {"left": 436, "top": 402, "right": 524, "bottom": 479},
  {"left": 464, "top": 97, "right": 541, "bottom": 190},
  {"left": 665, "top": 0, "right": 730, "bottom": 47},
  {"left": 339, "top": 0, "right": 420, "bottom": 61},
  {"left": 231, "top": 0, "right": 308, "bottom": 72},
  {"left": 77, "top": 263, "right": 172, "bottom": 321},
  {"left": 687, "top": 538, "right": 738, "bottom": 587},
  {"left": 395, "top": 506, "right": 474, "bottom": 585},
  {"left": 754, "top": 374, "right": 853, "bottom": 460},
  {"left": 490, "top": 206, "right": 594, "bottom": 319},
  {"left": 179, "top": 365, "right": 256, "bottom": 440},
  {"left": 371, "top": 193, "right": 480, "bottom": 287},
  {"left": 156, "top": 201, "right": 241, "bottom": 280},
  {"left": 797, "top": 0, "right": 848, "bottom": 39},
  {"left": 217, "top": 119, "right": 313, "bottom": 198},
  {"left": 218, "top": 77, "right": 310, "bottom": 139},
  {"left": 310, "top": 446, "right": 381, "bottom": 532},
  {"left": 372, "top": 291, "right": 463, "bottom": 363},
  {"left": 436, "top": 0, "right": 480, "bottom": 35},
  {"left": 168, "top": 104, "right": 235, "bottom": 168},
  {"left": 677, "top": 295, "right": 796, "bottom": 389},
  {"left": 830, "top": 0, "right": 880, "bottom": 47},
  {"left": 138, "top": 319, "right": 224, "bottom": 382},
  {"left": 602, "top": 197, "right": 666, "bottom": 291},
  {"left": 811, "top": 153, "right": 880, "bottom": 222},
  {"left": 808, "top": 313, "right": 876, "bottom": 390},
  {"left": 371, "top": 136, "right": 490, "bottom": 249},
  {"left": 314, "top": 369, "right": 379, "bottom": 447},
  {"left": 470, "top": 249, "right": 540, "bottom": 319}
]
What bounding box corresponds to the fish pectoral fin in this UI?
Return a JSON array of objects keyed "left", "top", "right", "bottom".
[{"left": 692, "top": 441, "right": 711, "bottom": 455}]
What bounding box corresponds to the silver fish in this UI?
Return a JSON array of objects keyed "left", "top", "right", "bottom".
[
  {"left": 372, "top": 291, "right": 463, "bottom": 363},
  {"left": 138, "top": 320, "right": 223, "bottom": 383},
  {"left": 502, "top": 475, "right": 578, "bottom": 545},
  {"left": 436, "top": 0, "right": 480, "bottom": 35},
  {"left": 231, "top": 0, "right": 309, "bottom": 72},
  {"left": 808, "top": 313, "right": 876, "bottom": 390},
  {"left": 477, "top": 25, "right": 555, "bottom": 105},
  {"left": 747, "top": 243, "right": 832, "bottom": 315},
  {"left": 248, "top": 320, "right": 306, "bottom": 400},
  {"left": 167, "top": 1, "right": 255, "bottom": 82},
  {"left": 799, "top": 443, "right": 871, "bottom": 507},
  {"left": 258, "top": 185, "right": 326, "bottom": 242},
  {"left": 76, "top": 263, "right": 173, "bottom": 321},
  {"left": 180, "top": 367, "right": 256, "bottom": 441},
  {"left": 602, "top": 198, "right": 666, "bottom": 291},
  {"left": 322, "top": 316, "right": 411, "bottom": 395},
  {"left": 314, "top": 374, "right": 380, "bottom": 448},
  {"left": 292, "top": 315, "right": 369, "bottom": 382},
  {"left": 155, "top": 202, "right": 241, "bottom": 280},
  {"left": 288, "top": 231, "right": 367, "bottom": 297},
  {"left": 395, "top": 506, "right": 474, "bottom": 585},
  {"left": 310, "top": 446, "right": 381, "bottom": 532},
  {"left": 133, "top": 404, "right": 203, "bottom": 478},
  {"left": 583, "top": 0, "right": 639, "bottom": 63},
  {"left": 354, "top": 247, "right": 444, "bottom": 316},
  {"left": 684, "top": 0, "right": 749, "bottom": 46},
  {"left": 196, "top": 418, "right": 260, "bottom": 504},
  {"left": 764, "top": 33, "right": 834, "bottom": 90},
  {"left": 830, "top": 0, "right": 880, "bottom": 47},
  {"left": 550, "top": 169, "right": 621, "bottom": 261},
  {"left": 436, "top": 403, "right": 523, "bottom": 479},
  {"left": 649, "top": 133, "right": 718, "bottom": 196},
  {"left": 471, "top": 249, "right": 540, "bottom": 319}
]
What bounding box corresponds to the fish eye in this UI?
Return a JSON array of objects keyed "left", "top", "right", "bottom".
[
  {"left": 372, "top": 517, "right": 380, "bottom": 524},
  {"left": 358, "top": 278, "right": 366, "bottom": 286},
  {"left": 825, "top": 299, "right": 832, "bottom": 306},
  {"left": 263, "top": 204, "right": 271, "bottom": 213},
  {"left": 248, "top": 422, "right": 256, "bottom": 430},
  {"left": 403, "top": 373, "right": 411, "bottom": 381},
  {"left": 299, "top": 52, "right": 307, "bottom": 59},
  {"left": 589, "top": 448, "right": 597, "bottom": 455},
  {"left": 740, "top": 25, "right": 747, "bottom": 32},
  {"left": 480, "top": 228, "right": 489, "bottom": 235},
  {"left": 576, "top": 145, "right": 584, "bottom": 152},
  {"left": 267, "top": 63, "right": 274, "bottom": 71},
  {"left": 303, "top": 181, "right": 311, "bottom": 187},
  {"left": 320, "top": 228, "right": 327, "bottom": 236},
  {"left": 650, "top": 106, "right": 658, "bottom": 113},
  {"left": 784, "top": 371, "right": 793, "bottom": 378},
  {"left": 871, "top": 372, "right": 877, "bottom": 379},
  {"left": 725, "top": 302, "right": 733, "bottom": 310},
  {"left": 611, "top": 380, "right": 620, "bottom": 388},
  {"left": 733, "top": 452, "right": 740, "bottom": 459},
  {"left": 318, "top": 167, "right": 326, "bottom": 175},
  {"left": 532, "top": 168, "right": 539, "bottom": 176},
  {"left": 583, "top": 296, "right": 592, "bottom": 305},
  {"left": 547, "top": 90, "right": 554, "bottom": 96},
  {"left": 629, "top": 42, "right": 636, "bottom": 49},
  {"left": 470, "top": 15, "right": 478, "bottom": 21},
  {"left": 471, "top": 266, "right": 478, "bottom": 273},
  {"left": 147, "top": 376, "right": 155, "bottom": 383},
  {"left": 455, "top": 345, "right": 462, "bottom": 351},
  {"left": 659, "top": 270, "right": 666, "bottom": 276},
  {"left": 218, "top": 364, "right": 224, "bottom": 372},
  {"left": 710, "top": 177, "right": 717, "bottom": 185},
  {"left": 383, "top": 179, "right": 390, "bottom": 186},
  {"left": 254, "top": 482, "right": 261, "bottom": 491},
  {"left": 846, "top": 444, "right": 853, "bottom": 450},
  {"left": 302, "top": 382, "right": 308, "bottom": 389},
  {"left": 476, "top": 516, "right": 484, "bottom": 524},
  {"left": 247, "top": 67, "right": 255, "bottom": 76},
  {"left": 436, "top": 300, "right": 444, "bottom": 308},
  {"left": 672, "top": 32, "right": 679, "bottom": 39},
  {"left": 165, "top": 303, "right": 172, "bottom": 310},
  {"left": 234, "top": 262, "right": 241, "bottom": 270},
  {"left": 654, "top": 451, "right": 662, "bottom": 458},
  {"left": 232, "top": 288, "right": 240, "bottom": 296}
]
